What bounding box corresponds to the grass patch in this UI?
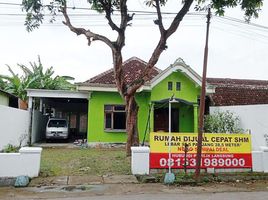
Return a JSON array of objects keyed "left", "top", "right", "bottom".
[{"left": 40, "top": 148, "right": 131, "bottom": 177}]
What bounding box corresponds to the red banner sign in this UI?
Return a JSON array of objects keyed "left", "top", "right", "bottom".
[{"left": 150, "top": 153, "right": 252, "bottom": 168}]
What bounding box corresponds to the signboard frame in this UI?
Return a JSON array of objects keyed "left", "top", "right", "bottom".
[{"left": 150, "top": 132, "right": 252, "bottom": 169}]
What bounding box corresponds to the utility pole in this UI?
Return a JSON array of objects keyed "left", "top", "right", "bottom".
[{"left": 195, "top": 7, "right": 211, "bottom": 179}]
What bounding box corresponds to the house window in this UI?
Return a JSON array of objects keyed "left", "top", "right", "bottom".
[
  {"left": 168, "top": 82, "right": 173, "bottom": 90},
  {"left": 176, "top": 82, "right": 181, "bottom": 91},
  {"left": 104, "top": 105, "right": 126, "bottom": 131}
]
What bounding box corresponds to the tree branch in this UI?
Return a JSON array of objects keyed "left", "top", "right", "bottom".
[
  {"left": 166, "top": 0, "right": 194, "bottom": 38},
  {"left": 112, "top": 0, "right": 131, "bottom": 96},
  {"left": 155, "top": 0, "right": 165, "bottom": 35},
  {"left": 99, "top": 0, "right": 121, "bottom": 33},
  {"left": 126, "top": 0, "right": 194, "bottom": 94},
  {"left": 61, "top": 4, "right": 115, "bottom": 50},
  {"left": 116, "top": 0, "right": 128, "bottom": 50},
  {"left": 146, "top": 0, "right": 194, "bottom": 77}
]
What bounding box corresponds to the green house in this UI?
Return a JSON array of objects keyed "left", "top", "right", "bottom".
[{"left": 77, "top": 57, "right": 214, "bottom": 144}]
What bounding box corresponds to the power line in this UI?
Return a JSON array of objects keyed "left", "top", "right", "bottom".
[
  {"left": 0, "top": 2, "right": 206, "bottom": 15},
  {"left": 0, "top": 2, "right": 267, "bottom": 31},
  {"left": 0, "top": 1, "right": 268, "bottom": 36},
  {"left": 215, "top": 15, "right": 268, "bottom": 31}
]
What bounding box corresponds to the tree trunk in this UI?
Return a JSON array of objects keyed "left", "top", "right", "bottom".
[{"left": 125, "top": 95, "right": 139, "bottom": 156}]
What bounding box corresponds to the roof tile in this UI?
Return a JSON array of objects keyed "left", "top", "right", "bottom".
[
  {"left": 83, "top": 57, "right": 161, "bottom": 86},
  {"left": 207, "top": 78, "right": 268, "bottom": 106}
]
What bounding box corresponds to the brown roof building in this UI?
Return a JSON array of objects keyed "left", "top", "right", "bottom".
[
  {"left": 207, "top": 78, "right": 268, "bottom": 106},
  {"left": 78, "top": 57, "right": 268, "bottom": 107}
]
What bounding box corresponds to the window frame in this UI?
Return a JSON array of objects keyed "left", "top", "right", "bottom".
[
  {"left": 176, "top": 82, "right": 181, "bottom": 91},
  {"left": 168, "top": 81, "right": 173, "bottom": 91},
  {"left": 104, "top": 104, "right": 126, "bottom": 132}
]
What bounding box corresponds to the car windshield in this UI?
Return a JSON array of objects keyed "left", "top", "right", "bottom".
[{"left": 48, "top": 120, "right": 67, "bottom": 128}]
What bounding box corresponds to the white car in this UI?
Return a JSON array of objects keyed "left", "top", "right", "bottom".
[{"left": 46, "top": 118, "right": 69, "bottom": 140}]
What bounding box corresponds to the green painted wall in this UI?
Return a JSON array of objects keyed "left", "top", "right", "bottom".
[
  {"left": 0, "top": 92, "right": 9, "bottom": 106},
  {"left": 151, "top": 71, "right": 200, "bottom": 102},
  {"left": 87, "top": 70, "right": 200, "bottom": 143},
  {"left": 135, "top": 92, "right": 151, "bottom": 142},
  {"left": 151, "top": 71, "right": 200, "bottom": 133},
  {"left": 179, "top": 105, "right": 194, "bottom": 132},
  {"left": 87, "top": 91, "right": 150, "bottom": 143}
]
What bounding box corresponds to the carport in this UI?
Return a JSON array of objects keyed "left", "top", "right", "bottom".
[{"left": 27, "top": 89, "right": 90, "bottom": 144}]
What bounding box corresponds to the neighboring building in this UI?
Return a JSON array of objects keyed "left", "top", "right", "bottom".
[
  {"left": 0, "top": 89, "right": 18, "bottom": 108},
  {"left": 208, "top": 78, "right": 268, "bottom": 150},
  {"left": 0, "top": 89, "right": 28, "bottom": 150},
  {"left": 77, "top": 57, "right": 214, "bottom": 144}
]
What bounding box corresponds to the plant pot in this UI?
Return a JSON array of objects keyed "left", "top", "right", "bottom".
[{"left": 19, "top": 99, "right": 28, "bottom": 110}]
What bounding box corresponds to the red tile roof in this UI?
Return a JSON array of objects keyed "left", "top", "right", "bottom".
[
  {"left": 207, "top": 78, "right": 268, "bottom": 106},
  {"left": 82, "top": 57, "right": 161, "bottom": 86}
]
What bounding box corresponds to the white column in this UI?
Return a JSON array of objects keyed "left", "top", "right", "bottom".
[
  {"left": 39, "top": 98, "right": 43, "bottom": 112},
  {"left": 28, "top": 97, "right": 33, "bottom": 110}
]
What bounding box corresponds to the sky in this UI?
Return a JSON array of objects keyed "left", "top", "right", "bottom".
[{"left": 0, "top": 1, "right": 268, "bottom": 83}]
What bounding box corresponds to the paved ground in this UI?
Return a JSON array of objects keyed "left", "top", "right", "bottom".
[
  {"left": 29, "top": 175, "right": 139, "bottom": 186},
  {"left": 9, "top": 191, "right": 268, "bottom": 200},
  {"left": 1, "top": 176, "right": 268, "bottom": 199}
]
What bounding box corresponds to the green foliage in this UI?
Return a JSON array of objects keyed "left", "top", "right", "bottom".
[
  {"left": 0, "top": 65, "right": 37, "bottom": 101},
  {"left": 204, "top": 110, "right": 244, "bottom": 133},
  {"left": 22, "top": 0, "right": 65, "bottom": 31},
  {"left": 145, "top": 0, "right": 168, "bottom": 7},
  {"left": 195, "top": 0, "right": 263, "bottom": 21},
  {"left": 88, "top": 0, "right": 121, "bottom": 12},
  {"left": 169, "top": 172, "right": 197, "bottom": 185},
  {"left": 0, "top": 56, "right": 74, "bottom": 100},
  {"left": 2, "top": 144, "right": 20, "bottom": 153},
  {"left": 0, "top": 79, "right": 7, "bottom": 90}
]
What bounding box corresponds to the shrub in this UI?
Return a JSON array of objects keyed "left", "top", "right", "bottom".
[
  {"left": 204, "top": 110, "right": 244, "bottom": 133},
  {"left": 2, "top": 144, "right": 20, "bottom": 153}
]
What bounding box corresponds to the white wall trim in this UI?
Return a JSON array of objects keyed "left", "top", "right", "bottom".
[
  {"left": 77, "top": 86, "right": 118, "bottom": 92},
  {"left": 27, "top": 89, "right": 90, "bottom": 99}
]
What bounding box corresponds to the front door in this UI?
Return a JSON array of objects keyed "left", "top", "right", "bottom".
[{"left": 154, "top": 108, "right": 179, "bottom": 132}]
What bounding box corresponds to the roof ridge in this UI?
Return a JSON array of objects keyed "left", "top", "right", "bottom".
[
  {"left": 207, "top": 77, "right": 268, "bottom": 83},
  {"left": 123, "top": 56, "right": 147, "bottom": 66}
]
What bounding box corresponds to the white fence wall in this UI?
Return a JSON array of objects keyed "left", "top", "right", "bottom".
[
  {"left": 210, "top": 104, "right": 268, "bottom": 151},
  {"left": 0, "top": 105, "right": 29, "bottom": 150},
  {"left": 0, "top": 147, "right": 42, "bottom": 177}
]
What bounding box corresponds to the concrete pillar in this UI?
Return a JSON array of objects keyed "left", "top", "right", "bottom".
[
  {"left": 260, "top": 146, "right": 268, "bottom": 172},
  {"left": 131, "top": 146, "right": 150, "bottom": 175},
  {"left": 19, "top": 147, "right": 42, "bottom": 177},
  {"left": 193, "top": 104, "right": 198, "bottom": 133},
  {"left": 28, "top": 97, "right": 33, "bottom": 110},
  {"left": 252, "top": 151, "right": 263, "bottom": 172}
]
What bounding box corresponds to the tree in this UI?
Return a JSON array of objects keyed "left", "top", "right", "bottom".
[
  {"left": 0, "top": 65, "right": 36, "bottom": 101},
  {"left": 0, "top": 56, "right": 74, "bottom": 101},
  {"left": 21, "top": 0, "right": 263, "bottom": 155},
  {"left": 0, "top": 79, "right": 7, "bottom": 90}
]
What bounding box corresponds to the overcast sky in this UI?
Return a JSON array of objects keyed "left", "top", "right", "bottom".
[{"left": 0, "top": 0, "right": 268, "bottom": 82}]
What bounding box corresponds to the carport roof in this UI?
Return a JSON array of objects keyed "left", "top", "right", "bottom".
[{"left": 27, "top": 89, "right": 90, "bottom": 99}]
